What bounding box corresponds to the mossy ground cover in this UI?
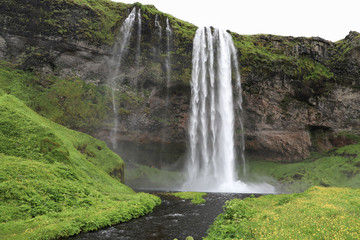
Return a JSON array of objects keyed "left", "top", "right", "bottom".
[
  {"left": 230, "top": 33, "right": 339, "bottom": 98},
  {"left": 0, "top": 94, "right": 160, "bottom": 240},
  {"left": 169, "top": 192, "right": 207, "bottom": 204},
  {"left": 206, "top": 186, "right": 360, "bottom": 239},
  {"left": 0, "top": 61, "right": 112, "bottom": 131},
  {"left": 0, "top": 0, "right": 130, "bottom": 45},
  {"left": 246, "top": 139, "right": 360, "bottom": 192}
]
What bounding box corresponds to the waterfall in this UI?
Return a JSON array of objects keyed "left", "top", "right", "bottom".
[
  {"left": 165, "top": 18, "right": 172, "bottom": 87},
  {"left": 183, "top": 27, "right": 276, "bottom": 193},
  {"left": 108, "top": 8, "right": 137, "bottom": 150},
  {"left": 157, "top": 18, "right": 173, "bottom": 169},
  {"left": 135, "top": 8, "right": 141, "bottom": 86},
  {"left": 181, "top": 27, "right": 244, "bottom": 192},
  {"left": 155, "top": 14, "right": 162, "bottom": 39}
]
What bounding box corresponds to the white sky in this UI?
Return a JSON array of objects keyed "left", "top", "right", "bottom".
[{"left": 114, "top": 0, "right": 359, "bottom": 42}]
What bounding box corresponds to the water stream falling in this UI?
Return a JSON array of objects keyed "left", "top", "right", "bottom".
[
  {"left": 165, "top": 17, "right": 172, "bottom": 87},
  {"left": 155, "top": 14, "right": 162, "bottom": 54},
  {"left": 183, "top": 27, "right": 275, "bottom": 193},
  {"left": 108, "top": 8, "right": 137, "bottom": 149},
  {"left": 158, "top": 18, "right": 173, "bottom": 169},
  {"left": 135, "top": 9, "right": 141, "bottom": 86},
  {"left": 155, "top": 14, "right": 162, "bottom": 37}
]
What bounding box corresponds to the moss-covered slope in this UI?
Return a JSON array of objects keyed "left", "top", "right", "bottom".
[
  {"left": 0, "top": 60, "right": 113, "bottom": 132},
  {"left": 0, "top": 94, "right": 160, "bottom": 240},
  {"left": 246, "top": 135, "right": 360, "bottom": 192}
]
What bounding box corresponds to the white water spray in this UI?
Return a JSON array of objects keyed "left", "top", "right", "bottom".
[
  {"left": 183, "top": 27, "right": 275, "bottom": 193},
  {"left": 108, "top": 8, "right": 137, "bottom": 150}
]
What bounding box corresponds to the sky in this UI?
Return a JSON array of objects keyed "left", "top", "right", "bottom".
[{"left": 114, "top": 0, "right": 359, "bottom": 42}]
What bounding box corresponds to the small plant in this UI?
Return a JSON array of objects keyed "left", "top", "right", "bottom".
[{"left": 170, "top": 192, "right": 207, "bottom": 204}]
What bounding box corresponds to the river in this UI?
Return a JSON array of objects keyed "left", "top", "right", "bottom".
[{"left": 69, "top": 191, "right": 260, "bottom": 240}]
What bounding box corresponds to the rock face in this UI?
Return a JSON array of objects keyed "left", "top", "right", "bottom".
[
  {"left": 0, "top": 0, "right": 359, "bottom": 164},
  {"left": 238, "top": 34, "right": 360, "bottom": 161}
]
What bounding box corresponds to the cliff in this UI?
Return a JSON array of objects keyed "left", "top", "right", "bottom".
[{"left": 0, "top": 0, "right": 359, "bottom": 164}]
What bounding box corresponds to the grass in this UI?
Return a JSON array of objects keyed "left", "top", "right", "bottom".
[
  {"left": 206, "top": 186, "right": 360, "bottom": 239},
  {"left": 246, "top": 140, "right": 360, "bottom": 193},
  {"left": 0, "top": 94, "right": 160, "bottom": 239},
  {"left": 210, "top": 139, "right": 360, "bottom": 239},
  {"left": 169, "top": 192, "right": 207, "bottom": 204}
]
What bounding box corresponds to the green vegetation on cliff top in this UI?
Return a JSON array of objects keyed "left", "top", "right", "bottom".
[
  {"left": 206, "top": 186, "right": 360, "bottom": 239},
  {"left": 231, "top": 33, "right": 337, "bottom": 95},
  {"left": 0, "top": 94, "right": 160, "bottom": 240},
  {"left": 1, "top": 0, "right": 196, "bottom": 45}
]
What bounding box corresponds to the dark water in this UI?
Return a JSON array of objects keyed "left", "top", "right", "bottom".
[{"left": 69, "top": 192, "right": 258, "bottom": 240}]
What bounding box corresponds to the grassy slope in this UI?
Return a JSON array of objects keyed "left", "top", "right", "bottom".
[
  {"left": 246, "top": 139, "right": 360, "bottom": 192},
  {"left": 0, "top": 61, "right": 112, "bottom": 131},
  {"left": 206, "top": 186, "right": 360, "bottom": 239},
  {"left": 0, "top": 94, "right": 160, "bottom": 240}
]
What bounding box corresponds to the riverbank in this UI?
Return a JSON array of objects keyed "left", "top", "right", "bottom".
[{"left": 68, "top": 192, "right": 256, "bottom": 240}]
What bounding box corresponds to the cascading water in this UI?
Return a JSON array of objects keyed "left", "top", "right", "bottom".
[
  {"left": 154, "top": 14, "right": 162, "bottom": 56},
  {"left": 158, "top": 18, "right": 173, "bottom": 169},
  {"left": 108, "top": 8, "right": 137, "bottom": 150},
  {"left": 165, "top": 17, "right": 172, "bottom": 87},
  {"left": 135, "top": 9, "right": 141, "bottom": 85},
  {"left": 155, "top": 14, "right": 162, "bottom": 38},
  {"left": 183, "top": 27, "right": 275, "bottom": 193}
]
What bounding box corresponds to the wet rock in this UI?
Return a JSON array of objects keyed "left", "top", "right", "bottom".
[{"left": 245, "top": 131, "right": 311, "bottom": 162}]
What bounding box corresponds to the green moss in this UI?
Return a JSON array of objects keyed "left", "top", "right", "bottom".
[
  {"left": 0, "top": 94, "right": 160, "bottom": 239},
  {"left": 230, "top": 33, "right": 338, "bottom": 98},
  {"left": 0, "top": 60, "right": 155, "bottom": 132},
  {"left": 140, "top": 4, "right": 196, "bottom": 86},
  {"left": 328, "top": 32, "right": 360, "bottom": 89},
  {"left": 69, "top": 0, "right": 130, "bottom": 44},
  {"left": 0, "top": 61, "right": 111, "bottom": 131},
  {"left": 169, "top": 192, "right": 207, "bottom": 204},
  {"left": 0, "top": 0, "right": 130, "bottom": 45},
  {"left": 246, "top": 139, "right": 360, "bottom": 192}
]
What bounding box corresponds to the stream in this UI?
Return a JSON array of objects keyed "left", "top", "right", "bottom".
[{"left": 69, "top": 191, "right": 260, "bottom": 240}]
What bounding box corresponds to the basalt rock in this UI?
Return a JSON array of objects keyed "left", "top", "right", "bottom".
[{"left": 0, "top": 0, "right": 359, "bottom": 163}]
